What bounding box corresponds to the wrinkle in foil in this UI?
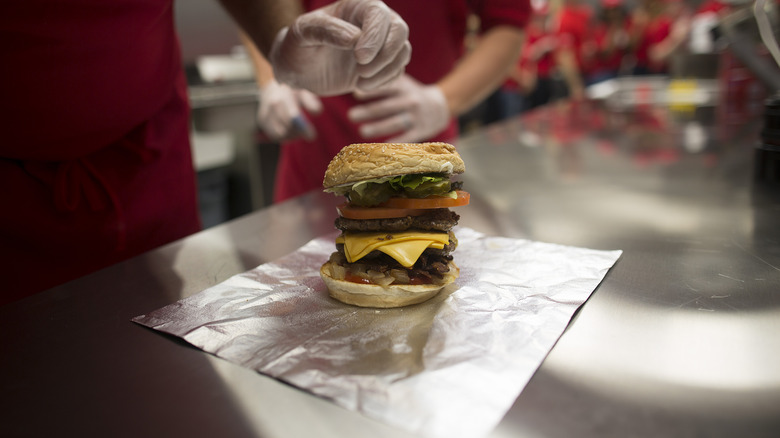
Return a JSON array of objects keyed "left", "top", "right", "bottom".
[{"left": 133, "top": 227, "right": 622, "bottom": 438}]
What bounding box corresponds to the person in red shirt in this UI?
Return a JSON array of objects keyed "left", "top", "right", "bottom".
[
  {"left": 586, "top": 0, "right": 633, "bottom": 84},
  {"left": 480, "top": 0, "right": 555, "bottom": 122},
  {"left": 513, "top": 1, "right": 559, "bottom": 111},
  {"left": 689, "top": 0, "right": 731, "bottom": 54},
  {"left": 552, "top": 0, "right": 594, "bottom": 100},
  {"left": 631, "top": 0, "right": 692, "bottom": 75},
  {"left": 246, "top": 0, "right": 531, "bottom": 203},
  {"left": 0, "top": 0, "right": 412, "bottom": 306}
]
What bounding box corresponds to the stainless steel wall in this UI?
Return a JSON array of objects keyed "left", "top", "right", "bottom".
[{"left": 175, "top": 0, "right": 243, "bottom": 63}]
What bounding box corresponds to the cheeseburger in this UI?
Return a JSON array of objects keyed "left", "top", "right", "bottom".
[{"left": 320, "top": 142, "right": 469, "bottom": 308}]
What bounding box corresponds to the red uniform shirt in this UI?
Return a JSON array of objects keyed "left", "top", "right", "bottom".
[
  {"left": 0, "top": 0, "right": 201, "bottom": 304},
  {"left": 590, "top": 18, "right": 632, "bottom": 75},
  {"left": 634, "top": 13, "right": 674, "bottom": 73},
  {"left": 273, "top": 0, "right": 531, "bottom": 202},
  {"left": 695, "top": 0, "right": 729, "bottom": 15},
  {"left": 518, "top": 20, "right": 557, "bottom": 81},
  {"left": 553, "top": 3, "right": 594, "bottom": 74}
]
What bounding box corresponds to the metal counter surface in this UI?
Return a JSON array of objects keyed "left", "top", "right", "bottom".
[{"left": 2, "top": 94, "right": 779, "bottom": 437}]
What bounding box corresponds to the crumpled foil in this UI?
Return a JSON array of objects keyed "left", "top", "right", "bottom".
[{"left": 133, "top": 227, "right": 621, "bottom": 438}]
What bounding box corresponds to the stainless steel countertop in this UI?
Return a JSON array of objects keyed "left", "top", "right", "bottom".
[{"left": 2, "top": 83, "right": 779, "bottom": 437}]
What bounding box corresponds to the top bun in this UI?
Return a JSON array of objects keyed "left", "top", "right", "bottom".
[{"left": 323, "top": 142, "right": 465, "bottom": 189}]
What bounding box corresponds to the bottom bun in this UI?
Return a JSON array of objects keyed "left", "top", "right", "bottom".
[{"left": 320, "top": 261, "right": 459, "bottom": 308}]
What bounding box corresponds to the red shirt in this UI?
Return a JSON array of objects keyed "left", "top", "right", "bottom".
[
  {"left": 519, "top": 21, "right": 557, "bottom": 80},
  {"left": 634, "top": 13, "right": 674, "bottom": 73},
  {"left": 0, "top": 0, "right": 201, "bottom": 304},
  {"left": 695, "top": 0, "right": 729, "bottom": 15},
  {"left": 590, "top": 19, "right": 632, "bottom": 74},
  {"left": 554, "top": 3, "right": 594, "bottom": 73},
  {"left": 274, "top": 0, "right": 531, "bottom": 202}
]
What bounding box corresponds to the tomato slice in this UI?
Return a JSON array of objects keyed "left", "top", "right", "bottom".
[
  {"left": 337, "top": 190, "right": 470, "bottom": 220},
  {"left": 337, "top": 204, "right": 428, "bottom": 220},
  {"left": 379, "top": 190, "right": 470, "bottom": 209}
]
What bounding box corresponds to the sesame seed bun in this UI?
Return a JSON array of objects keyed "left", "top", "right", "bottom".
[{"left": 322, "top": 142, "right": 465, "bottom": 189}]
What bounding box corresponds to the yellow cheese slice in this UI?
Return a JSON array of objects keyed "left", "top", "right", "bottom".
[{"left": 336, "top": 231, "right": 449, "bottom": 268}]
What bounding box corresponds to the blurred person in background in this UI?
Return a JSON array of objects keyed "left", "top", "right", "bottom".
[
  {"left": 513, "top": 0, "right": 559, "bottom": 112},
  {"left": 688, "top": 0, "right": 731, "bottom": 54},
  {"left": 585, "top": 0, "right": 632, "bottom": 84},
  {"left": 631, "top": 0, "right": 692, "bottom": 75},
  {"left": 551, "top": 0, "right": 594, "bottom": 101},
  {"left": 0, "top": 0, "right": 411, "bottom": 305},
  {"left": 244, "top": 0, "right": 531, "bottom": 203}
]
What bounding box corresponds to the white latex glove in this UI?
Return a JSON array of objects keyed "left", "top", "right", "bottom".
[
  {"left": 269, "top": 0, "right": 411, "bottom": 96},
  {"left": 257, "top": 79, "right": 322, "bottom": 141},
  {"left": 347, "top": 74, "right": 450, "bottom": 143}
]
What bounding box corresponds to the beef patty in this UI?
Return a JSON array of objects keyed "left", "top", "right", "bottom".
[{"left": 335, "top": 208, "right": 459, "bottom": 233}]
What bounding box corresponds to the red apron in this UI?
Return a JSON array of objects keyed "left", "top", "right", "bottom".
[{"left": 0, "top": 0, "right": 201, "bottom": 305}]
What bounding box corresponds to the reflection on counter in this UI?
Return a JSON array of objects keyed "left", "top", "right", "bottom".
[{"left": 470, "top": 73, "right": 765, "bottom": 192}]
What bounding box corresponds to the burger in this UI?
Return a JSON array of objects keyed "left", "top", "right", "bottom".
[{"left": 319, "top": 142, "right": 469, "bottom": 308}]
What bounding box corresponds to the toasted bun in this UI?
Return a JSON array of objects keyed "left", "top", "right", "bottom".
[
  {"left": 323, "top": 142, "right": 465, "bottom": 189},
  {"left": 320, "top": 261, "right": 459, "bottom": 308}
]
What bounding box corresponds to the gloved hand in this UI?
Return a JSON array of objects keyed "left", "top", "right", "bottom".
[
  {"left": 256, "top": 79, "right": 322, "bottom": 141},
  {"left": 269, "top": 0, "right": 411, "bottom": 96},
  {"left": 347, "top": 74, "right": 450, "bottom": 143}
]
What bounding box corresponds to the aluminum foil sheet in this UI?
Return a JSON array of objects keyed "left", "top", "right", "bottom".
[{"left": 133, "top": 227, "right": 622, "bottom": 438}]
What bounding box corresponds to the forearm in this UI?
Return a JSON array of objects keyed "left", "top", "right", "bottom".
[
  {"left": 506, "top": 62, "right": 524, "bottom": 84},
  {"left": 555, "top": 49, "right": 585, "bottom": 100},
  {"left": 239, "top": 31, "right": 276, "bottom": 87},
  {"left": 218, "top": 0, "right": 303, "bottom": 55},
  {"left": 649, "top": 19, "right": 691, "bottom": 64},
  {"left": 437, "top": 25, "right": 524, "bottom": 116},
  {"left": 518, "top": 66, "right": 538, "bottom": 95}
]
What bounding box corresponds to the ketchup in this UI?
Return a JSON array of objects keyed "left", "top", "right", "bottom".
[
  {"left": 409, "top": 276, "right": 432, "bottom": 285},
  {"left": 344, "top": 274, "right": 371, "bottom": 284}
]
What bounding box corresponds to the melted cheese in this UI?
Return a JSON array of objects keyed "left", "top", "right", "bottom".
[{"left": 336, "top": 231, "right": 449, "bottom": 268}]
